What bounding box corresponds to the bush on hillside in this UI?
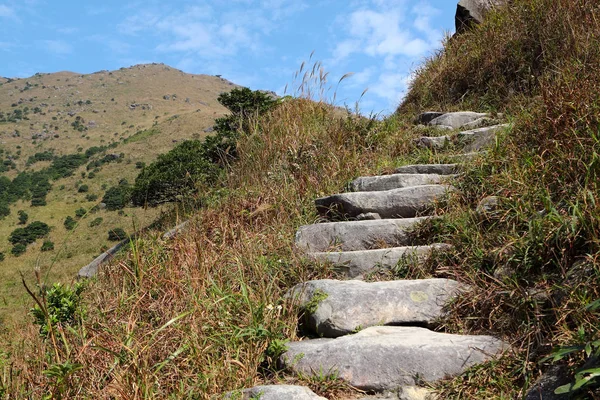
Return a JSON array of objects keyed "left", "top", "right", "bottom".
[
  {"left": 64, "top": 216, "right": 76, "bottom": 231},
  {"left": 102, "top": 183, "right": 131, "bottom": 211},
  {"left": 8, "top": 221, "right": 50, "bottom": 245},
  {"left": 41, "top": 240, "right": 54, "bottom": 251},
  {"left": 107, "top": 228, "right": 126, "bottom": 241},
  {"left": 18, "top": 210, "right": 28, "bottom": 225},
  {"left": 11, "top": 243, "right": 26, "bottom": 257},
  {"left": 131, "top": 87, "right": 277, "bottom": 206}
]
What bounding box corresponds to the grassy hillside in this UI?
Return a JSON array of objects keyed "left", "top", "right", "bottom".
[
  {"left": 2, "top": 0, "right": 600, "bottom": 398},
  {"left": 0, "top": 64, "right": 236, "bottom": 321}
]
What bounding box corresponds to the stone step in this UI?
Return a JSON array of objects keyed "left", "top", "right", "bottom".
[
  {"left": 394, "top": 164, "right": 458, "bottom": 175},
  {"left": 414, "top": 136, "right": 450, "bottom": 149},
  {"left": 225, "top": 385, "right": 326, "bottom": 399},
  {"left": 350, "top": 173, "right": 449, "bottom": 192},
  {"left": 296, "top": 218, "right": 430, "bottom": 253},
  {"left": 280, "top": 326, "right": 508, "bottom": 392},
  {"left": 315, "top": 185, "right": 453, "bottom": 219},
  {"left": 309, "top": 244, "right": 451, "bottom": 278},
  {"left": 288, "top": 279, "right": 464, "bottom": 338},
  {"left": 457, "top": 124, "right": 509, "bottom": 152},
  {"left": 427, "top": 111, "right": 489, "bottom": 130}
]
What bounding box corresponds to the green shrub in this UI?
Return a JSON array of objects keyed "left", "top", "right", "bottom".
[
  {"left": 31, "top": 282, "right": 84, "bottom": 337},
  {"left": 78, "top": 185, "right": 89, "bottom": 193},
  {"left": 107, "top": 228, "right": 126, "bottom": 241},
  {"left": 8, "top": 221, "right": 50, "bottom": 245},
  {"left": 102, "top": 184, "right": 131, "bottom": 211},
  {"left": 41, "top": 240, "right": 54, "bottom": 251},
  {"left": 18, "top": 210, "right": 28, "bottom": 224},
  {"left": 74, "top": 208, "right": 86, "bottom": 218},
  {"left": 64, "top": 216, "right": 76, "bottom": 231},
  {"left": 11, "top": 243, "right": 26, "bottom": 256},
  {"left": 0, "top": 252, "right": 4, "bottom": 261},
  {"left": 89, "top": 217, "right": 103, "bottom": 227}
]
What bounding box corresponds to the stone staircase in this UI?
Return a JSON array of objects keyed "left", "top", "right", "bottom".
[{"left": 227, "top": 112, "right": 511, "bottom": 399}]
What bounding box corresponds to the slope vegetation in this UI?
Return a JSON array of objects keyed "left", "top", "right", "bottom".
[{"left": 2, "top": 0, "right": 600, "bottom": 398}]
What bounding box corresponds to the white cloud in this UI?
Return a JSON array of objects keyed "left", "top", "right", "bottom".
[
  {"left": 0, "top": 4, "right": 15, "bottom": 18},
  {"left": 42, "top": 40, "right": 73, "bottom": 55}
]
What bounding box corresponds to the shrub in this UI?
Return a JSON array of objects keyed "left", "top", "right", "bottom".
[
  {"left": 11, "top": 243, "right": 26, "bottom": 256},
  {"left": 75, "top": 208, "right": 86, "bottom": 218},
  {"left": 78, "top": 184, "right": 89, "bottom": 193},
  {"left": 41, "top": 240, "right": 54, "bottom": 251},
  {"left": 31, "top": 282, "right": 84, "bottom": 337},
  {"left": 102, "top": 184, "right": 131, "bottom": 211},
  {"left": 89, "top": 217, "right": 103, "bottom": 227},
  {"left": 64, "top": 216, "right": 76, "bottom": 231},
  {"left": 85, "top": 193, "right": 98, "bottom": 202},
  {"left": 9, "top": 221, "right": 50, "bottom": 245},
  {"left": 18, "top": 210, "right": 28, "bottom": 225},
  {"left": 0, "top": 252, "right": 4, "bottom": 261},
  {"left": 107, "top": 228, "right": 127, "bottom": 241}
]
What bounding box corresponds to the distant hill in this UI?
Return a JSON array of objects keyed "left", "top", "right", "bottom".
[{"left": 0, "top": 64, "right": 239, "bottom": 319}]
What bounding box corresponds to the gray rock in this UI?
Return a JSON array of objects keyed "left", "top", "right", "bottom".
[
  {"left": 428, "top": 112, "right": 489, "bottom": 129},
  {"left": 350, "top": 174, "right": 448, "bottom": 192},
  {"left": 162, "top": 220, "right": 190, "bottom": 240},
  {"left": 309, "top": 244, "right": 451, "bottom": 278},
  {"left": 525, "top": 366, "right": 571, "bottom": 400},
  {"left": 295, "top": 218, "right": 430, "bottom": 253},
  {"left": 288, "top": 278, "right": 464, "bottom": 337},
  {"left": 315, "top": 185, "right": 453, "bottom": 219},
  {"left": 476, "top": 196, "right": 500, "bottom": 214},
  {"left": 415, "top": 112, "right": 445, "bottom": 125},
  {"left": 280, "top": 326, "right": 508, "bottom": 392},
  {"left": 225, "top": 385, "right": 326, "bottom": 400},
  {"left": 458, "top": 124, "right": 509, "bottom": 152},
  {"left": 456, "top": 0, "right": 506, "bottom": 34},
  {"left": 415, "top": 136, "right": 450, "bottom": 149},
  {"left": 358, "top": 387, "right": 438, "bottom": 400},
  {"left": 78, "top": 239, "right": 130, "bottom": 278},
  {"left": 395, "top": 164, "right": 459, "bottom": 175},
  {"left": 356, "top": 212, "right": 382, "bottom": 220},
  {"left": 459, "top": 117, "right": 497, "bottom": 130}
]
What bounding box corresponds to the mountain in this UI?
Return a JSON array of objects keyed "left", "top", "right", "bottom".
[{"left": 0, "top": 64, "right": 238, "bottom": 319}]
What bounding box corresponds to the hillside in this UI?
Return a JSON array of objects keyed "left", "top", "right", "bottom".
[
  {"left": 0, "top": 64, "right": 237, "bottom": 320},
  {"left": 2, "top": 0, "right": 600, "bottom": 399}
]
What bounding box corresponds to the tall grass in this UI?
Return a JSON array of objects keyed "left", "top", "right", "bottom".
[{"left": 0, "top": 63, "right": 423, "bottom": 399}]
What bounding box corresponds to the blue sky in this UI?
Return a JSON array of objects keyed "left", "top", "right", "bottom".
[{"left": 0, "top": 0, "right": 456, "bottom": 115}]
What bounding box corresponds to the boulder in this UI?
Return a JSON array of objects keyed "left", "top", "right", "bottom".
[
  {"left": 225, "top": 385, "right": 326, "bottom": 400},
  {"left": 395, "top": 164, "right": 459, "bottom": 175},
  {"left": 456, "top": 0, "right": 506, "bottom": 34},
  {"left": 162, "top": 220, "right": 190, "bottom": 240},
  {"left": 309, "top": 244, "right": 451, "bottom": 278},
  {"left": 280, "top": 326, "right": 508, "bottom": 392},
  {"left": 295, "top": 217, "right": 430, "bottom": 253},
  {"left": 358, "top": 387, "right": 438, "bottom": 400},
  {"left": 288, "top": 278, "right": 464, "bottom": 337},
  {"left": 350, "top": 173, "right": 447, "bottom": 192},
  {"left": 78, "top": 239, "right": 130, "bottom": 278},
  {"left": 356, "top": 212, "right": 382, "bottom": 220},
  {"left": 315, "top": 185, "right": 453, "bottom": 219},
  {"left": 428, "top": 112, "right": 489, "bottom": 129}
]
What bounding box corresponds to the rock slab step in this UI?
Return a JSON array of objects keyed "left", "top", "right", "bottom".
[
  {"left": 458, "top": 123, "right": 509, "bottom": 152},
  {"left": 428, "top": 112, "right": 489, "bottom": 129},
  {"left": 225, "top": 385, "right": 326, "bottom": 400},
  {"left": 288, "top": 279, "right": 464, "bottom": 337},
  {"left": 315, "top": 185, "right": 452, "bottom": 219},
  {"left": 395, "top": 164, "right": 458, "bottom": 175},
  {"left": 350, "top": 173, "right": 448, "bottom": 192},
  {"left": 280, "top": 326, "right": 508, "bottom": 392},
  {"left": 296, "top": 218, "right": 430, "bottom": 253},
  {"left": 415, "top": 136, "right": 450, "bottom": 149},
  {"left": 309, "top": 244, "right": 451, "bottom": 278}
]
